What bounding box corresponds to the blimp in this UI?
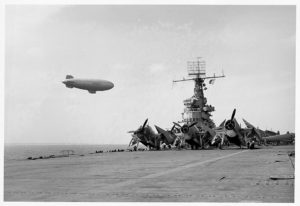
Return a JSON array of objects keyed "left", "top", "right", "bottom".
[{"left": 62, "top": 75, "right": 114, "bottom": 94}]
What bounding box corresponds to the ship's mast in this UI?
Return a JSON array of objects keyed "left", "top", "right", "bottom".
[{"left": 173, "top": 57, "right": 225, "bottom": 129}]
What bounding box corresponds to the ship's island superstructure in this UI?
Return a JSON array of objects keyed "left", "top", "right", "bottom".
[{"left": 173, "top": 57, "right": 225, "bottom": 129}]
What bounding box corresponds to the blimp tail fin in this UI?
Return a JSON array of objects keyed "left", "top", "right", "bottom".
[{"left": 66, "top": 75, "right": 74, "bottom": 79}]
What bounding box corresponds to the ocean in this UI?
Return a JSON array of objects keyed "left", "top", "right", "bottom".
[{"left": 4, "top": 144, "right": 130, "bottom": 162}]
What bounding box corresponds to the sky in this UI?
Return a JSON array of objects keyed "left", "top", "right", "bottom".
[{"left": 5, "top": 5, "right": 296, "bottom": 145}]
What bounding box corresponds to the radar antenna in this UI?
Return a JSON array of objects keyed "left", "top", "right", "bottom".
[{"left": 173, "top": 57, "right": 225, "bottom": 83}]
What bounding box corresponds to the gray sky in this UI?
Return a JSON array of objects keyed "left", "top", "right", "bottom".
[{"left": 5, "top": 5, "right": 295, "bottom": 144}]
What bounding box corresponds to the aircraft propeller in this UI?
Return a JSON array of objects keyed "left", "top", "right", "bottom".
[
  {"left": 127, "top": 130, "right": 136, "bottom": 133},
  {"left": 127, "top": 118, "right": 148, "bottom": 134},
  {"left": 225, "top": 109, "right": 236, "bottom": 130},
  {"left": 231, "top": 108, "right": 236, "bottom": 121},
  {"left": 142, "top": 119, "right": 148, "bottom": 130},
  {"left": 173, "top": 122, "right": 181, "bottom": 128}
]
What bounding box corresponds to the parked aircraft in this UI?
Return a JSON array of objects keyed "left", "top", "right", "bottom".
[
  {"left": 128, "top": 119, "right": 161, "bottom": 150},
  {"left": 62, "top": 75, "right": 114, "bottom": 93},
  {"left": 172, "top": 121, "right": 211, "bottom": 150},
  {"left": 242, "top": 119, "right": 295, "bottom": 145},
  {"left": 154, "top": 125, "right": 182, "bottom": 149},
  {"left": 210, "top": 121, "right": 230, "bottom": 149},
  {"left": 220, "top": 109, "right": 256, "bottom": 149},
  {"left": 264, "top": 133, "right": 295, "bottom": 144},
  {"left": 242, "top": 119, "right": 270, "bottom": 141}
]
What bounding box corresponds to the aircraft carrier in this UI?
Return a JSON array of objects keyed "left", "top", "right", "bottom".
[{"left": 4, "top": 58, "right": 295, "bottom": 202}]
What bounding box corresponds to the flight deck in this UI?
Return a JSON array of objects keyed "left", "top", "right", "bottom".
[{"left": 4, "top": 145, "right": 294, "bottom": 202}]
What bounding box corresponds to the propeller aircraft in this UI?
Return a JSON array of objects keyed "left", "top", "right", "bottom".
[
  {"left": 128, "top": 119, "right": 161, "bottom": 150},
  {"left": 209, "top": 109, "right": 258, "bottom": 149},
  {"left": 171, "top": 121, "right": 214, "bottom": 150},
  {"left": 154, "top": 125, "right": 182, "bottom": 149},
  {"left": 242, "top": 119, "right": 295, "bottom": 145}
]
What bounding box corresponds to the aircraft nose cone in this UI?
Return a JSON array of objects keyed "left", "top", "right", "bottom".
[{"left": 62, "top": 80, "right": 67, "bottom": 84}]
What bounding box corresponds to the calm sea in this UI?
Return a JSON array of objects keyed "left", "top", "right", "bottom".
[{"left": 4, "top": 144, "right": 129, "bottom": 162}]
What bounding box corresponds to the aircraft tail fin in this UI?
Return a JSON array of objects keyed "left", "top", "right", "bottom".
[{"left": 66, "top": 75, "right": 74, "bottom": 79}]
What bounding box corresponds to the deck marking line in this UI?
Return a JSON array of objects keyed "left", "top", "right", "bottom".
[{"left": 103, "top": 150, "right": 248, "bottom": 190}]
